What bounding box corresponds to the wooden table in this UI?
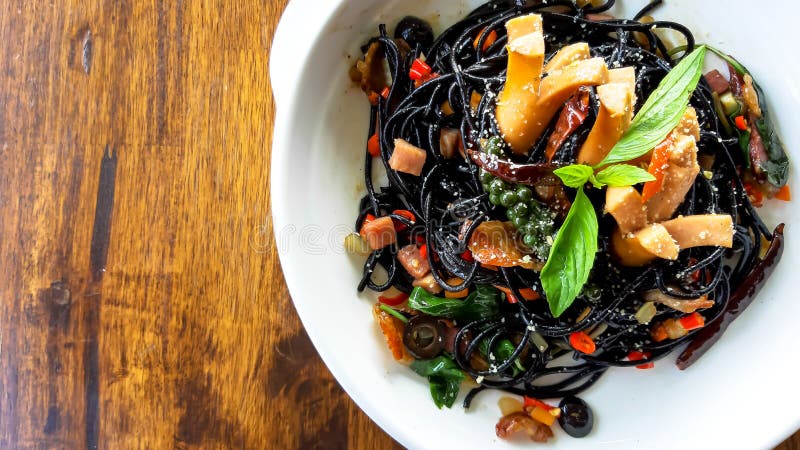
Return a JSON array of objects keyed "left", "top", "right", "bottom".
[{"left": 0, "top": 1, "right": 795, "bottom": 448}]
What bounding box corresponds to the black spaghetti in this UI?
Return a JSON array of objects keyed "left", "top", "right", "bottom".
[{"left": 347, "top": 0, "right": 787, "bottom": 441}]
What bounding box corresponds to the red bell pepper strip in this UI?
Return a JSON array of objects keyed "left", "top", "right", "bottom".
[
  {"left": 678, "top": 312, "right": 705, "bottom": 331},
  {"left": 734, "top": 115, "right": 747, "bottom": 131},
  {"left": 409, "top": 58, "right": 432, "bottom": 81},
  {"left": 627, "top": 351, "right": 655, "bottom": 369},
  {"left": 378, "top": 292, "right": 409, "bottom": 306},
  {"left": 641, "top": 137, "right": 673, "bottom": 203},
  {"left": 391, "top": 209, "right": 416, "bottom": 231}
]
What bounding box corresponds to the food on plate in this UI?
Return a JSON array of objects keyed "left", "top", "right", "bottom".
[{"left": 347, "top": 0, "right": 788, "bottom": 442}]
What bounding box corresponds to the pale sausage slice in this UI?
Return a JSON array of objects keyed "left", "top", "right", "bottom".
[
  {"left": 389, "top": 139, "right": 427, "bottom": 176},
  {"left": 361, "top": 216, "right": 397, "bottom": 250},
  {"left": 397, "top": 244, "right": 431, "bottom": 278}
]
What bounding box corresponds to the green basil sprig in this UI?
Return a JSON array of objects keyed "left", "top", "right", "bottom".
[
  {"left": 542, "top": 165, "right": 653, "bottom": 317},
  {"left": 554, "top": 164, "right": 655, "bottom": 189},
  {"left": 540, "top": 47, "right": 707, "bottom": 317},
  {"left": 598, "top": 45, "right": 707, "bottom": 167},
  {"left": 552, "top": 165, "right": 594, "bottom": 188},
  {"left": 540, "top": 185, "right": 598, "bottom": 317}
]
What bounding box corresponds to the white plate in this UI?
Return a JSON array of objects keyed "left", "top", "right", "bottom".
[{"left": 270, "top": 1, "right": 800, "bottom": 448}]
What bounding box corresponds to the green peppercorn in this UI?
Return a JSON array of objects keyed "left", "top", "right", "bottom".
[
  {"left": 520, "top": 222, "right": 537, "bottom": 236},
  {"left": 489, "top": 193, "right": 502, "bottom": 205},
  {"left": 506, "top": 208, "right": 518, "bottom": 221},
  {"left": 500, "top": 191, "right": 518, "bottom": 207},
  {"left": 530, "top": 202, "right": 550, "bottom": 222},
  {"left": 512, "top": 202, "right": 529, "bottom": 217},
  {"left": 486, "top": 144, "right": 503, "bottom": 157},
  {"left": 489, "top": 179, "right": 507, "bottom": 195},
  {"left": 480, "top": 170, "right": 494, "bottom": 185},
  {"left": 523, "top": 233, "right": 538, "bottom": 247},
  {"left": 481, "top": 136, "right": 504, "bottom": 156},
  {"left": 515, "top": 186, "right": 533, "bottom": 202},
  {"left": 512, "top": 215, "right": 528, "bottom": 229}
]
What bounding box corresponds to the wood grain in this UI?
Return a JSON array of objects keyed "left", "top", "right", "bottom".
[
  {"left": 0, "top": 0, "right": 401, "bottom": 448},
  {"left": 0, "top": 0, "right": 794, "bottom": 449}
]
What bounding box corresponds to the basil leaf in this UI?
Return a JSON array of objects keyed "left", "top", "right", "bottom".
[
  {"left": 540, "top": 187, "right": 598, "bottom": 317},
  {"left": 599, "top": 45, "right": 707, "bottom": 167},
  {"left": 428, "top": 377, "right": 460, "bottom": 409},
  {"left": 479, "top": 338, "right": 524, "bottom": 375},
  {"left": 553, "top": 164, "right": 593, "bottom": 188},
  {"left": 408, "top": 285, "right": 500, "bottom": 322},
  {"left": 595, "top": 164, "right": 655, "bottom": 187},
  {"left": 410, "top": 356, "right": 465, "bottom": 409}
]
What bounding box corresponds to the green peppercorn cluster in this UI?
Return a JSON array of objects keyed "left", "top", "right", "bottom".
[{"left": 479, "top": 137, "right": 555, "bottom": 260}]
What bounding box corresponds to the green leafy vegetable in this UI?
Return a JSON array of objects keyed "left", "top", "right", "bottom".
[
  {"left": 553, "top": 165, "right": 594, "bottom": 188},
  {"left": 758, "top": 118, "right": 790, "bottom": 187},
  {"left": 594, "top": 164, "right": 655, "bottom": 187},
  {"left": 753, "top": 92, "right": 790, "bottom": 187},
  {"left": 478, "top": 338, "right": 525, "bottom": 374},
  {"left": 494, "top": 339, "right": 526, "bottom": 373},
  {"left": 709, "top": 47, "right": 790, "bottom": 188},
  {"left": 540, "top": 187, "right": 598, "bottom": 317},
  {"left": 408, "top": 285, "right": 500, "bottom": 322},
  {"left": 598, "top": 45, "right": 707, "bottom": 167},
  {"left": 410, "top": 356, "right": 465, "bottom": 408}
]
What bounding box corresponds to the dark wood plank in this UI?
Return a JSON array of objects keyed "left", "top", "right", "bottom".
[{"left": 0, "top": 1, "right": 401, "bottom": 448}]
